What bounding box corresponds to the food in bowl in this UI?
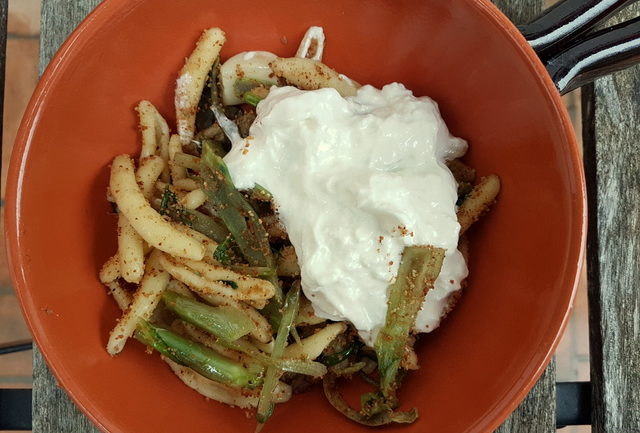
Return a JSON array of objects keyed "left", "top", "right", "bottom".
[{"left": 100, "top": 26, "right": 500, "bottom": 429}]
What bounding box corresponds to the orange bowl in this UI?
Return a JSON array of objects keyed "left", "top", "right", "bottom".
[{"left": 6, "top": 0, "right": 585, "bottom": 432}]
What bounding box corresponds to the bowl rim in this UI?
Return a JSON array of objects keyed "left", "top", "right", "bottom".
[{"left": 4, "top": 0, "right": 587, "bottom": 432}]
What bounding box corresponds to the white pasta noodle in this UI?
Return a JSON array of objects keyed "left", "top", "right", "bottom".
[
  {"left": 175, "top": 320, "right": 251, "bottom": 364},
  {"left": 175, "top": 28, "right": 226, "bottom": 145},
  {"left": 171, "top": 223, "right": 218, "bottom": 258},
  {"left": 175, "top": 257, "right": 275, "bottom": 301},
  {"left": 166, "top": 278, "right": 197, "bottom": 299},
  {"left": 180, "top": 189, "right": 207, "bottom": 210},
  {"left": 110, "top": 154, "right": 205, "bottom": 260},
  {"left": 105, "top": 281, "right": 132, "bottom": 311},
  {"left": 163, "top": 357, "right": 291, "bottom": 408},
  {"left": 457, "top": 175, "right": 501, "bottom": 235},
  {"left": 158, "top": 253, "right": 270, "bottom": 309},
  {"left": 173, "top": 178, "right": 199, "bottom": 191},
  {"left": 99, "top": 254, "right": 121, "bottom": 284},
  {"left": 156, "top": 113, "right": 171, "bottom": 183},
  {"left": 191, "top": 291, "right": 273, "bottom": 344},
  {"left": 270, "top": 57, "right": 360, "bottom": 97},
  {"left": 117, "top": 214, "right": 145, "bottom": 284},
  {"left": 136, "top": 155, "right": 166, "bottom": 201},
  {"left": 283, "top": 322, "right": 347, "bottom": 360},
  {"left": 137, "top": 101, "right": 160, "bottom": 160},
  {"left": 168, "top": 134, "right": 187, "bottom": 181},
  {"left": 107, "top": 250, "right": 170, "bottom": 355},
  {"left": 295, "top": 26, "right": 325, "bottom": 60}
]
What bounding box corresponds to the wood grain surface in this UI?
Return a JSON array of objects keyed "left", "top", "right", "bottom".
[
  {"left": 32, "top": 0, "right": 561, "bottom": 432},
  {"left": 582, "top": 3, "right": 640, "bottom": 432}
]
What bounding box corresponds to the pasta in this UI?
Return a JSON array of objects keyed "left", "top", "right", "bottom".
[
  {"left": 270, "top": 57, "right": 361, "bottom": 97},
  {"left": 107, "top": 250, "right": 169, "bottom": 355},
  {"left": 116, "top": 214, "right": 145, "bottom": 284},
  {"left": 110, "top": 154, "right": 205, "bottom": 260}
]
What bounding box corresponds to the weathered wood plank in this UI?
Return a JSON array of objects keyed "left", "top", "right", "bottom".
[
  {"left": 583, "top": 3, "right": 640, "bottom": 432},
  {"left": 495, "top": 361, "right": 557, "bottom": 433},
  {"left": 34, "top": 2, "right": 103, "bottom": 432},
  {"left": 493, "top": 0, "right": 543, "bottom": 25},
  {"left": 32, "top": 350, "right": 98, "bottom": 433},
  {"left": 38, "top": 0, "right": 101, "bottom": 76},
  {"left": 490, "top": 3, "right": 557, "bottom": 433}
]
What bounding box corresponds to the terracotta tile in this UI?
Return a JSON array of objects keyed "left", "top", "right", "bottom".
[
  {"left": 7, "top": 0, "right": 41, "bottom": 36},
  {"left": 555, "top": 302, "right": 575, "bottom": 380},
  {"left": 555, "top": 341, "right": 574, "bottom": 381},
  {"left": 572, "top": 267, "right": 590, "bottom": 364},
  {"left": 556, "top": 264, "right": 590, "bottom": 382},
  {"left": 0, "top": 293, "right": 32, "bottom": 384},
  {"left": 2, "top": 37, "right": 40, "bottom": 199},
  {"left": 563, "top": 89, "right": 584, "bottom": 156},
  {"left": 0, "top": 292, "right": 30, "bottom": 341},
  {"left": 0, "top": 353, "right": 32, "bottom": 388},
  {"left": 563, "top": 427, "right": 591, "bottom": 433},
  {"left": 576, "top": 358, "right": 590, "bottom": 381}
]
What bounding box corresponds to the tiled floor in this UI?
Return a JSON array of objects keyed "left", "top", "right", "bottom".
[{"left": 0, "top": 0, "right": 590, "bottom": 432}]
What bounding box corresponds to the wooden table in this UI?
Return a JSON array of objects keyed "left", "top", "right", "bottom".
[{"left": 30, "top": 1, "right": 640, "bottom": 432}]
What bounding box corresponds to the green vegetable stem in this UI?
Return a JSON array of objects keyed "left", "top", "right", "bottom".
[{"left": 135, "top": 320, "right": 263, "bottom": 389}]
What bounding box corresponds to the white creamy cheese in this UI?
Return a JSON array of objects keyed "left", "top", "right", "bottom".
[{"left": 224, "top": 83, "right": 468, "bottom": 345}]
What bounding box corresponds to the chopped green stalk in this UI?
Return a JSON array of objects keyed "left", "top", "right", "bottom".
[
  {"left": 199, "top": 142, "right": 281, "bottom": 304},
  {"left": 321, "top": 246, "right": 444, "bottom": 426},
  {"left": 160, "top": 187, "right": 228, "bottom": 243},
  {"left": 322, "top": 373, "right": 418, "bottom": 426},
  {"left": 195, "top": 59, "right": 220, "bottom": 132},
  {"left": 332, "top": 361, "right": 367, "bottom": 377},
  {"left": 162, "top": 291, "right": 255, "bottom": 342},
  {"left": 375, "top": 246, "right": 445, "bottom": 401},
  {"left": 213, "top": 234, "right": 234, "bottom": 265},
  {"left": 205, "top": 332, "right": 326, "bottom": 377},
  {"left": 135, "top": 320, "right": 263, "bottom": 389},
  {"left": 277, "top": 358, "right": 326, "bottom": 377},
  {"left": 181, "top": 208, "right": 228, "bottom": 243},
  {"left": 228, "top": 265, "right": 276, "bottom": 278},
  {"left": 256, "top": 284, "right": 301, "bottom": 425},
  {"left": 248, "top": 184, "right": 273, "bottom": 202},
  {"left": 159, "top": 187, "right": 173, "bottom": 211},
  {"left": 200, "top": 143, "right": 274, "bottom": 268},
  {"left": 233, "top": 78, "right": 272, "bottom": 98},
  {"left": 230, "top": 345, "right": 325, "bottom": 377},
  {"left": 201, "top": 138, "right": 228, "bottom": 158},
  {"left": 173, "top": 152, "right": 202, "bottom": 170},
  {"left": 243, "top": 91, "right": 263, "bottom": 107},
  {"left": 319, "top": 341, "right": 362, "bottom": 366},
  {"left": 290, "top": 326, "right": 303, "bottom": 346}
]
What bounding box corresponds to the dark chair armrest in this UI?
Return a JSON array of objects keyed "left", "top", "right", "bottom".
[{"left": 0, "top": 388, "right": 32, "bottom": 430}]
